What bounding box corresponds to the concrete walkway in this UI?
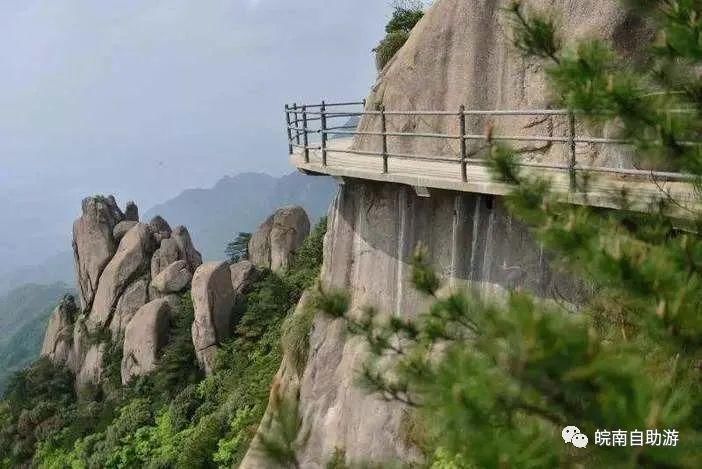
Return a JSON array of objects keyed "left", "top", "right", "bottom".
[{"left": 292, "top": 138, "right": 699, "bottom": 218}]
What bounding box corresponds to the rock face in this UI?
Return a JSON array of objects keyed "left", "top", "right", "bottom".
[
  {"left": 172, "top": 226, "right": 203, "bottom": 273},
  {"left": 113, "top": 221, "right": 138, "bottom": 241},
  {"left": 353, "top": 0, "right": 652, "bottom": 170},
  {"left": 109, "top": 277, "right": 149, "bottom": 338},
  {"left": 121, "top": 299, "right": 172, "bottom": 384},
  {"left": 87, "top": 223, "right": 156, "bottom": 332},
  {"left": 152, "top": 260, "right": 192, "bottom": 294},
  {"left": 230, "top": 260, "right": 260, "bottom": 295},
  {"left": 244, "top": 181, "right": 588, "bottom": 468},
  {"left": 149, "top": 215, "right": 172, "bottom": 243},
  {"left": 190, "top": 261, "right": 235, "bottom": 374},
  {"left": 249, "top": 206, "right": 310, "bottom": 271},
  {"left": 77, "top": 343, "right": 106, "bottom": 388},
  {"left": 124, "top": 201, "right": 139, "bottom": 222},
  {"left": 41, "top": 195, "right": 200, "bottom": 388},
  {"left": 151, "top": 238, "right": 181, "bottom": 279},
  {"left": 41, "top": 295, "right": 78, "bottom": 366},
  {"left": 73, "top": 196, "right": 124, "bottom": 312}
]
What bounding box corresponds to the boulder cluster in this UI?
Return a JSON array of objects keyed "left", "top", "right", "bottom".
[
  {"left": 41, "top": 195, "right": 202, "bottom": 386},
  {"left": 41, "top": 197, "right": 311, "bottom": 387},
  {"left": 191, "top": 206, "right": 310, "bottom": 373},
  {"left": 249, "top": 206, "right": 310, "bottom": 271}
]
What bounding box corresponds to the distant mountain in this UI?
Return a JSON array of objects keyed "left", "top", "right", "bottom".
[
  {"left": 144, "top": 171, "right": 337, "bottom": 261},
  {"left": 0, "top": 282, "right": 73, "bottom": 393}
]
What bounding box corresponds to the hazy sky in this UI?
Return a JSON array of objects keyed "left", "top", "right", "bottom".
[{"left": 0, "top": 0, "right": 391, "bottom": 271}]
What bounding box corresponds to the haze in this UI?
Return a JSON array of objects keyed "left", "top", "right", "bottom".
[{"left": 0, "top": 0, "right": 390, "bottom": 273}]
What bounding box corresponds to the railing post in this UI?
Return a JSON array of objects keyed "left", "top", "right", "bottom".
[
  {"left": 293, "top": 103, "right": 300, "bottom": 145},
  {"left": 459, "top": 105, "right": 467, "bottom": 182},
  {"left": 568, "top": 111, "right": 576, "bottom": 190},
  {"left": 321, "top": 100, "right": 328, "bottom": 167},
  {"left": 380, "top": 106, "right": 388, "bottom": 173},
  {"left": 285, "top": 104, "right": 293, "bottom": 155},
  {"left": 302, "top": 105, "right": 309, "bottom": 163}
]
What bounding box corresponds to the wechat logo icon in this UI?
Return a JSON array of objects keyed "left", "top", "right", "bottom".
[{"left": 562, "top": 426, "right": 589, "bottom": 448}]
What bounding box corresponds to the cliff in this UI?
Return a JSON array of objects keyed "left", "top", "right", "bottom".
[
  {"left": 245, "top": 0, "right": 648, "bottom": 466},
  {"left": 355, "top": 0, "right": 650, "bottom": 169}
]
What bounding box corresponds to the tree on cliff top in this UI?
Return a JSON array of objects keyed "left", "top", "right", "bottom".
[
  {"left": 316, "top": 1, "right": 702, "bottom": 467},
  {"left": 374, "top": 1, "right": 427, "bottom": 71},
  {"left": 226, "top": 232, "right": 252, "bottom": 264}
]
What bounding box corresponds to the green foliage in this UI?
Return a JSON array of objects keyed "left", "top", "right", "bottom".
[
  {"left": 507, "top": 1, "right": 561, "bottom": 62},
  {"left": 225, "top": 232, "right": 252, "bottom": 264},
  {"left": 386, "top": 5, "right": 424, "bottom": 34},
  {"left": 311, "top": 284, "right": 349, "bottom": 319},
  {"left": 326, "top": 448, "right": 349, "bottom": 469},
  {"left": 280, "top": 302, "right": 315, "bottom": 378},
  {"left": 0, "top": 358, "right": 76, "bottom": 467},
  {"left": 374, "top": 3, "right": 425, "bottom": 70},
  {"left": 285, "top": 216, "right": 327, "bottom": 294},
  {"left": 150, "top": 294, "right": 203, "bottom": 403},
  {"left": 257, "top": 396, "right": 305, "bottom": 469},
  {"left": 0, "top": 283, "right": 73, "bottom": 393},
  {"left": 374, "top": 30, "right": 411, "bottom": 71},
  {"left": 0, "top": 218, "right": 328, "bottom": 468}
]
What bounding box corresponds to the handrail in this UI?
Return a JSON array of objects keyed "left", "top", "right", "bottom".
[{"left": 284, "top": 100, "right": 700, "bottom": 184}]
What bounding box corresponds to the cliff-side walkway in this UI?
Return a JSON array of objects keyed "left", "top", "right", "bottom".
[{"left": 286, "top": 101, "right": 699, "bottom": 217}]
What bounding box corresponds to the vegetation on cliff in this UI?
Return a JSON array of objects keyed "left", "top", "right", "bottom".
[
  {"left": 0, "top": 283, "right": 73, "bottom": 393},
  {"left": 314, "top": 1, "right": 702, "bottom": 467},
  {"left": 0, "top": 219, "right": 326, "bottom": 468},
  {"left": 373, "top": 0, "right": 426, "bottom": 70}
]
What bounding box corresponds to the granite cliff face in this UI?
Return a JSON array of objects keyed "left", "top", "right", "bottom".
[
  {"left": 244, "top": 0, "right": 648, "bottom": 466},
  {"left": 354, "top": 0, "right": 651, "bottom": 169}
]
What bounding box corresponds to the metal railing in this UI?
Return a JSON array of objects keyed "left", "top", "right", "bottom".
[{"left": 284, "top": 100, "right": 697, "bottom": 188}]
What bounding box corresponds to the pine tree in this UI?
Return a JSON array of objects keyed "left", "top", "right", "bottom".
[
  {"left": 226, "top": 232, "right": 252, "bottom": 264},
  {"left": 315, "top": 1, "right": 702, "bottom": 467}
]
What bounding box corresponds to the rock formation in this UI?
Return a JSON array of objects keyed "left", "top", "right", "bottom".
[
  {"left": 353, "top": 0, "right": 651, "bottom": 170},
  {"left": 151, "top": 238, "right": 181, "bottom": 279},
  {"left": 172, "top": 226, "right": 203, "bottom": 273},
  {"left": 149, "top": 215, "right": 172, "bottom": 243},
  {"left": 230, "top": 260, "right": 260, "bottom": 296},
  {"left": 113, "top": 221, "right": 138, "bottom": 241},
  {"left": 109, "top": 277, "right": 149, "bottom": 338},
  {"left": 42, "top": 195, "right": 202, "bottom": 388},
  {"left": 40, "top": 294, "right": 78, "bottom": 366},
  {"left": 152, "top": 260, "right": 192, "bottom": 295},
  {"left": 72, "top": 196, "right": 123, "bottom": 312},
  {"left": 124, "top": 201, "right": 139, "bottom": 222},
  {"left": 190, "top": 261, "right": 235, "bottom": 374},
  {"left": 121, "top": 299, "right": 172, "bottom": 384},
  {"left": 249, "top": 206, "right": 310, "bottom": 271},
  {"left": 87, "top": 223, "right": 156, "bottom": 332},
  {"left": 77, "top": 343, "right": 106, "bottom": 388}
]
